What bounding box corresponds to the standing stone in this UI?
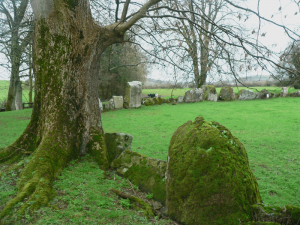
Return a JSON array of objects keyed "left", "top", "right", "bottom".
[
  {"left": 105, "top": 133, "right": 133, "bottom": 164},
  {"left": 280, "top": 87, "right": 288, "bottom": 97},
  {"left": 104, "top": 103, "right": 109, "bottom": 110},
  {"left": 291, "top": 91, "right": 300, "bottom": 97},
  {"left": 111, "top": 150, "right": 167, "bottom": 204},
  {"left": 98, "top": 98, "right": 103, "bottom": 112},
  {"left": 219, "top": 86, "right": 235, "bottom": 101},
  {"left": 125, "top": 81, "right": 142, "bottom": 108},
  {"left": 166, "top": 117, "right": 262, "bottom": 225},
  {"left": 202, "top": 85, "right": 218, "bottom": 102},
  {"left": 238, "top": 89, "right": 257, "bottom": 100},
  {"left": 109, "top": 99, "right": 114, "bottom": 110},
  {"left": 113, "top": 96, "right": 123, "bottom": 109},
  {"left": 177, "top": 95, "right": 184, "bottom": 103},
  {"left": 155, "top": 93, "right": 158, "bottom": 98},
  {"left": 257, "top": 89, "right": 271, "bottom": 99},
  {"left": 184, "top": 88, "right": 203, "bottom": 103}
]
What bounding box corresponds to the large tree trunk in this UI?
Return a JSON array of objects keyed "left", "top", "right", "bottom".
[
  {"left": 15, "top": 79, "right": 23, "bottom": 110},
  {"left": 28, "top": 44, "right": 33, "bottom": 103},
  {"left": 6, "top": 30, "right": 22, "bottom": 111},
  {"left": 0, "top": 0, "right": 125, "bottom": 218}
]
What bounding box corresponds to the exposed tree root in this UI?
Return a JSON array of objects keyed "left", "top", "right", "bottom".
[
  {"left": 0, "top": 122, "right": 38, "bottom": 164},
  {"left": 0, "top": 127, "right": 109, "bottom": 220},
  {"left": 111, "top": 188, "right": 155, "bottom": 218}
]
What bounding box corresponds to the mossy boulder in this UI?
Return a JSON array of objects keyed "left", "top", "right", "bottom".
[
  {"left": 111, "top": 150, "right": 167, "bottom": 204},
  {"left": 219, "top": 86, "right": 235, "bottom": 101},
  {"left": 152, "top": 97, "right": 163, "bottom": 105},
  {"left": 238, "top": 89, "right": 257, "bottom": 100},
  {"left": 144, "top": 98, "right": 154, "bottom": 106},
  {"left": 257, "top": 89, "right": 271, "bottom": 99},
  {"left": 250, "top": 204, "right": 300, "bottom": 224},
  {"left": 166, "top": 116, "right": 262, "bottom": 225},
  {"left": 184, "top": 88, "right": 204, "bottom": 103},
  {"left": 105, "top": 133, "right": 133, "bottom": 165},
  {"left": 202, "top": 85, "right": 218, "bottom": 102},
  {"left": 290, "top": 91, "right": 300, "bottom": 97}
]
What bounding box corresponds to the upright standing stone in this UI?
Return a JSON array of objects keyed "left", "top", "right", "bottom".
[
  {"left": 109, "top": 99, "right": 114, "bottom": 110},
  {"left": 291, "top": 91, "right": 300, "bottom": 97},
  {"left": 98, "top": 98, "right": 103, "bottom": 112},
  {"left": 257, "top": 89, "right": 271, "bottom": 99},
  {"left": 177, "top": 95, "right": 184, "bottom": 103},
  {"left": 184, "top": 88, "right": 203, "bottom": 103},
  {"left": 105, "top": 133, "right": 133, "bottom": 164},
  {"left": 113, "top": 96, "right": 123, "bottom": 109},
  {"left": 219, "top": 86, "right": 235, "bottom": 101},
  {"left": 202, "top": 85, "right": 218, "bottom": 102},
  {"left": 238, "top": 89, "right": 257, "bottom": 100},
  {"left": 125, "top": 81, "right": 142, "bottom": 108},
  {"left": 166, "top": 117, "right": 262, "bottom": 225},
  {"left": 280, "top": 87, "right": 288, "bottom": 97}
]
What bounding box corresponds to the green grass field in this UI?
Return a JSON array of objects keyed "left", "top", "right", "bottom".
[{"left": 1, "top": 93, "right": 300, "bottom": 224}]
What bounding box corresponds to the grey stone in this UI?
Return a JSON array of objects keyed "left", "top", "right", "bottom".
[
  {"left": 238, "top": 89, "right": 257, "bottom": 100},
  {"left": 152, "top": 201, "right": 163, "bottom": 210},
  {"left": 109, "top": 99, "right": 115, "bottom": 109},
  {"left": 159, "top": 206, "right": 168, "bottom": 217},
  {"left": 280, "top": 87, "right": 288, "bottom": 97},
  {"left": 111, "top": 150, "right": 167, "bottom": 204},
  {"left": 219, "top": 86, "right": 235, "bottom": 101},
  {"left": 124, "top": 81, "right": 142, "bottom": 108},
  {"left": 177, "top": 95, "right": 184, "bottom": 103},
  {"left": 202, "top": 85, "right": 217, "bottom": 102},
  {"left": 98, "top": 98, "right": 103, "bottom": 112},
  {"left": 104, "top": 103, "right": 109, "bottom": 110},
  {"left": 257, "top": 89, "right": 271, "bottom": 99},
  {"left": 113, "top": 96, "right": 123, "bottom": 109},
  {"left": 184, "top": 88, "right": 203, "bottom": 103},
  {"left": 291, "top": 91, "right": 300, "bottom": 97},
  {"left": 207, "top": 93, "right": 218, "bottom": 102},
  {"left": 105, "top": 133, "right": 133, "bottom": 164}
]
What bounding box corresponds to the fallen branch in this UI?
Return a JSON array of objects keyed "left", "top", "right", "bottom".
[{"left": 111, "top": 188, "right": 155, "bottom": 218}]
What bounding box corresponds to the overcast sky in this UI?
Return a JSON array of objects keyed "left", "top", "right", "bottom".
[
  {"left": 0, "top": 0, "right": 300, "bottom": 81},
  {"left": 149, "top": 0, "right": 300, "bottom": 81}
]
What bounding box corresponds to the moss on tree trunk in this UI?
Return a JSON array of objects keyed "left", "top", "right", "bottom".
[{"left": 0, "top": 0, "right": 126, "bottom": 219}]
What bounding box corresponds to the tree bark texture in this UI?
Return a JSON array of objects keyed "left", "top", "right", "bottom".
[
  {"left": 0, "top": 0, "right": 126, "bottom": 218},
  {"left": 4, "top": 0, "right": 30, "bottom": 111},
  {"left": 15, "top": 79, "right": 23, "bottom": 110}
]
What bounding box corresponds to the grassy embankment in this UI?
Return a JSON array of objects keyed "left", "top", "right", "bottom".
[{"left": 0, "top": 90, "right": 300, "bottom": 224}]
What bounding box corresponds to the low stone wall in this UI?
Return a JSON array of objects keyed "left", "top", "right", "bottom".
[{"left": 103, "top": 87, "right": 300, "bottom": 112}]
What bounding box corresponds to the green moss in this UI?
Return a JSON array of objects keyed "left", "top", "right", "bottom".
[
  {"left": 202, "top": 85, "right": 217, "bottom": 100},
  {"left": 63, "top": 0, "right": 79, "bottom": 11},
  {"left": 111, "top": 150, "right": 167, "bottom": 204},
  {"left": 251, "top": 204, "right": 300, "bottom": 224},
  {"left": 245, "top": 222, "right": 280, "bottom": 225},
  {"left": 219, "top": 86, "right": 235, "bottom": 101},
  {"left": 105, "top": 133, "right": 118, "bottom": 164},
  {"left": 87, "top": 129, "right": 109, "bottom": 170},
  {"left": 166, "top": 116, "right": 262, "bottom": 224}
]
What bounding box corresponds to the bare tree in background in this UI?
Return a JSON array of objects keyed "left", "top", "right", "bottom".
[
  {"left": 0, "top": 0, "right": 300, "bottom": 220},
  {"left": 0, "top": 0, "right": 34, "bottom": 111}
]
